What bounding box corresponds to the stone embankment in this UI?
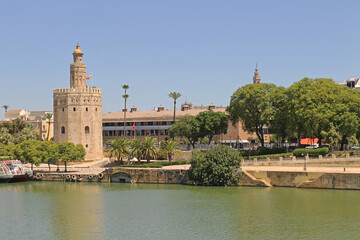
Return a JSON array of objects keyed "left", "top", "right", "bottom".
[{"left": 30, "top": 156, "right": 360, "bottom": 190}]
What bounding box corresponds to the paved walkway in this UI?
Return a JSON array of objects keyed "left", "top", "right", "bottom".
[{"left": 242, "top": 166, "right": 360, "bottom": 173}]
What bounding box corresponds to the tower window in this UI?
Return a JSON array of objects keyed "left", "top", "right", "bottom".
[
  {"left": 62, "top": 108, "right": 65, "bottom": 112},
  {"left": 61, "top": 126, "right": 65, "bottom": 134},
  {"left": 86, "top": 107, "right": 88, "bottom": 111},
  {"left": 95, "top": 108, "right": 98, "bottom": 111},
  {"left": 73, "top": 107, "right": 76, "bottom": 111},
  {"left": 85, "top": 126, "right": 90, "bottom": 133},
  {"left": 86, "top": 144, "right": 88, "bottom": 148}
]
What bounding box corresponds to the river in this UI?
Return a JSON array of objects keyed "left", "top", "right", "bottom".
[{"left": 0, "top": 182, "right": 359, "bottom": 240}]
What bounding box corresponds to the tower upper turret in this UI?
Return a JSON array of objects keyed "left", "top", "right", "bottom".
[
  {"left": 253, "top": 64, "right": 261, "bottom": 84},
  {"left": 70, "top": 44, "right": 87, "bottom": 89}
]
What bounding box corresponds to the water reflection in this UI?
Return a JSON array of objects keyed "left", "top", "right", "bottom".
[{"left": 1, "top": 183, "right": 360, "bottom": 240}]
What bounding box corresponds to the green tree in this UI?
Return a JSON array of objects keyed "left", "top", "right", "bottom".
[
  {"left": 321, "top": 123, "right": 341, "bottom": 151},
  {"left": 14, "top": 140, "right": 43, "bottom": 170},
  {"left": 0, "top": 128, "right": 14, "bottom": 145},
  {"left": 19, "top": 124, "right": 38, "bottom": 142},
  {"left": 2, "top": 105, "right": 9, "bottom": 113},
  {"left": 227, "top": 83, "right": 276, "bottom": 147},
  {"left": 42, "top": 113, "right": 53, "bottom": 141},
  {"left": 195, "top": 110, "right": 228, "bottom": 145},
  {"left": 160, "top": 140, "right": 182, "bottom": 161},
  {"left": 122, "top": 84, "right": 129, "bottom": 137},
  {"left": 41, "top": 141, "right": 59, "bottom": 171},
  {"left": 269, "top": 86, "right": 290, "bottom": 145},
  {"left": 107, "top": 138, "right": 131, "bottom": 164},
  {"left": 188, "top": 145, "right": 241, "bottom": 186},
  {"left": 57, "top": 142, "right": 85, "bottom": 172},
  {"left": 142, "top": 137, "right": 159, "bottom": 163},
  {"left": 130, "top": 139, "right": 143, "bottom": 163},
  {"left": 168, "top": 92, "right": 182, "bottom": 123},
  {"left": 168, "top": 115, "right": 200, "bottom": 148}
]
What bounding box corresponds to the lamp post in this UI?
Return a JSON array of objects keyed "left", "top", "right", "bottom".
[{"left": 301, "top": 149, "right": 307, "bottom": 171}]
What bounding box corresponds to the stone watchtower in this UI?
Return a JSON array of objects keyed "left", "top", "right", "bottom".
[
  {"left": 253, "top": 64, "right": 261, "bottom": 84},
  {"left": 53, "top": 44, "right": 103, "bottom": 161}
]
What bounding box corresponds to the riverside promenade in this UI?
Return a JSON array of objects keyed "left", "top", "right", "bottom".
[{"left": 26, "top": 156, "right": 360, "bottom": 190}]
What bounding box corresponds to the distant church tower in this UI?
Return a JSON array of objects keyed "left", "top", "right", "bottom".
[
  {"left": 53, "top": 44, "right": 103, "bottom": 161},
  {"left": 253, "top": 64, "right": 261, "bottom": 84}
]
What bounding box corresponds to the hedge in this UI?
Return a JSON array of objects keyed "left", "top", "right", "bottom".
[
  {"left": 239, "top": 147, "right": 287, "bottom": 157},
  {"left": 293, "top": 147, "right": 329, "bottom": 157},
  {"left": 116, "top": 160, "right": 190, "bottom": 168}
]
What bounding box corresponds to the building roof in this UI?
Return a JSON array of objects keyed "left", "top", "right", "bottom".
[
  {"left": 103, "top": 108, "right": 227, "bottom": 121},
  {"left": 6, "top": 109, "right": 24, "bottom": 114}
]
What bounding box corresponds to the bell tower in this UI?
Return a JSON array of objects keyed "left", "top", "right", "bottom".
[
  {"left": 53, "top": 44, "right": 103, "bottom": 161},
  {"left": 70, "top": 44, "right": 87, "bottom": 89},
  {"left": 253, "top": 64, "right": 261, "bottom": 84}
]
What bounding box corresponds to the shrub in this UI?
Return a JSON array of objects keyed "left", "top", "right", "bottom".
[
  {"left": 188, "top": 145, "right": 241, "bottom": 186},
  {"left": 293, "top": 147, "right": 329, "bottom": 157}
]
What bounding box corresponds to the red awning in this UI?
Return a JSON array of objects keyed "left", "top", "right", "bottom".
[{"left": 300, "top": 138, "right": 319, "bottom": 145}]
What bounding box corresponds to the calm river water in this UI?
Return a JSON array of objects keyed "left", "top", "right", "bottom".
[{"left": 1, "top": 182, "right": 359, "bottom": 240}]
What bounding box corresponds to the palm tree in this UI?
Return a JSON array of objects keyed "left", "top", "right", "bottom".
[
  {"left": 160, "top": 140, "right": 182, "bottom": 161},
  {"left": 122, "top": 85, "right": 129, "bottom": 137},
  {"left": 130, "top": 139, "right": 143, "bottom": 164},
  {"left": 42, "top": 113, "right": 53, "bottom": 141},
  {"left": 2, "top": 105, "right": 9, "bottom": 113},
  {"left": 107, "top": 138, "right": 131, "bottom": 164},
  {"left": 168, "top": 92, "right": 181, "bottom": 124},
  {"left": 142, "top": 137, "right": 159, "bottom": 163}
]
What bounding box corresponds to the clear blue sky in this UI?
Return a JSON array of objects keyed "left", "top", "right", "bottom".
[{"left": 1, "top": 0, "right": 360, "bottom": 118}]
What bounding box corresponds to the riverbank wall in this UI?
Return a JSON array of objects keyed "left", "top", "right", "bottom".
[{"left": 32, "top": 167, "right": 360, "bottom": 190}]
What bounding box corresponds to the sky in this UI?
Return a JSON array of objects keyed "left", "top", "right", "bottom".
[{"left": 1, "top": 0, "right": 360, "bottom": 118}]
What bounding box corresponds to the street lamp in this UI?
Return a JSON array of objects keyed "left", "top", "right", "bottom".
[{"left": 301, "top": 149, "right": 307, "bottom": 171}]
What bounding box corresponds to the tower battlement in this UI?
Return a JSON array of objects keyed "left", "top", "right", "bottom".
[{"left": 53, "top": 87, "right": 102, "bottom": 94}]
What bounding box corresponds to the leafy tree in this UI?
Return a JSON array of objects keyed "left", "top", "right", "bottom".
[
  {"left": 160, "top": 140, "right": 182, "bottom": 161},
  {"left": 168, "top": 92, "right": 182, "bottom": 125},
  {"left": 188, "top": 145, "right": 241, "bottom": 186},
  {"left": 269, "top": 86, "right": 290, "bottom": 144},
  {"left": 130, "top": 139, "right": 143, "bottom": 163},
  {"left": 19, "top": 124, "right": 38, "bottom": 142},
  {"left": 321, "top": 123, "right": 341, "bottom": 151},
  {"left": 142, "top": 137, "right": 159, "bottom": 163},
  {"left": 122, "top": 84, "right": 129, "bottom": 137},
  {"left": 195, "top": 110, "right": 228, "bottom": 144},
  {"left": 168, "top": 115, "right": 199, "bottom": 148},
  {"left": 57, "top": 142, "right": 85, "bottom": 172},
  {"left": 107, "top": 138, "right": 131, "bottom": 164},
  {"left": 14, "top": 140, "right": 43, "bottom": 170},
  {"left": 227, "top": 83, "right": 276, "bottom": 147},
  {"left": 0, "top": 128, "right": 14, "bottom": 145},
  {"left": 41, "top": 141, "right": 59, "bottom": 171}
]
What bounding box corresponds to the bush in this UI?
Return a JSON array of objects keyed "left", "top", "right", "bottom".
[
  {"left": 116, "top": 160, "right": 190, "bottom": 168},
  {"left": 188, "top": 145, "right": 241, "bottom": 186},
  {"left": 293, "top": 147, "right": 329, "bottom": 157},
  {"left": 239, "top": 147, "right": 287, "bottom": 157}
]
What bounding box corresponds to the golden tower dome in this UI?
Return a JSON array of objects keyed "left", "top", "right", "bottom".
[{"left": 73, "top": 43, "right": 83, "bottom": 54}]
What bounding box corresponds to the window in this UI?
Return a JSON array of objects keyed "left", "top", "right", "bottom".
[
  {"left": 61, "top": 126, "right": 65, "bottom": 134},
  {"left": 62, "top": 108, "right": 64, "bottom": 112},
  {"left": 86, "top": 144, "right": 88, "bottom": 148},
  {"left": 86, "top": 107, "right": 88, "bottom": 111},
  {"left": 73, "top": 107, "right": 76, "bottom": 111},
  {"left": 95, "top": 108, "right": 98, "bottom": 111},
  {"left": 85, "top": 126, "right": 90, "bottom": 133}
]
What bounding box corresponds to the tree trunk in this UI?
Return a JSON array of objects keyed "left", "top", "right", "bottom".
[
  {"left": 172, "top": 101, "right": 176, "bottom": 140},
  {"left": 31, "top": 163, "right": 33, "bottom": 171},
  {"left": 48, "top": 163, "right": 51, "bottom": 172},
  {"left": 64, "top": 162, "right": 67, "bottom": 172},
  {"left": 340, "top": 135, "right": 347, "bottom": 151}
]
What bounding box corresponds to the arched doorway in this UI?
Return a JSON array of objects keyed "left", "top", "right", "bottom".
[{"left": 110, "top": 172, "right": 132, "bottom": 183}]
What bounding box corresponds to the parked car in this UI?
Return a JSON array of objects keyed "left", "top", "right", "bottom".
[
  {"left": 305, "top": 144, "right": 319, "bottom": 149},
  {"left": 351, "top": 146, "right": 360, "bottom": 150}
]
